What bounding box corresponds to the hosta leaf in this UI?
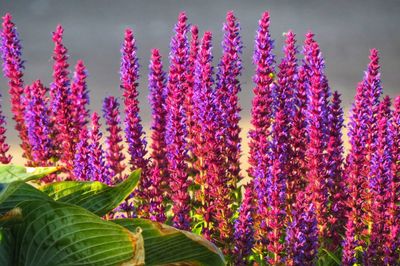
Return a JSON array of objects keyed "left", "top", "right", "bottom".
[
  {"left": 0, "top": 165, "right": 58, "bottom": 184},
  {"left": 7, "top": 200, "right": 144, "bottom": 266},
  {"left": 0, "top": 229, "right": 13, "bottom": 266},
  {"left": 39, "top": 169, "right": 141, "bottom": 216},
  {"left": 0, "top": 181, "right": 51, "bottom": 216},
  {"left": 113, "top": 218, "right": 226, "bottom": 266}
]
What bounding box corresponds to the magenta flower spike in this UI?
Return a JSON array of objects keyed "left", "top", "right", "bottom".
[
  {"left": 148, "top": 48, "right": 168, "bottom": 222},
  {"left": 248, "top": 11, "right": 275, "bottom": 249},
  {"left": 233, "top": 181, "right": 255, "bottom": 266},
  {"left": 287, "top": 65, "right": 308, "bottom": 208},
  {"left": 186, "top": 25, "right": 200, "bottom": 158},
  {"left": 24, "top": 80, "right": 52, "bottom": 167},
  {"left": 285, "top": 190, "right": 319, "bottom": 266},
  {"left": 0, "top": 92, "right": 11, "bottom": 164},
  {"left": 194, "top": 31, "right": 230, "bottom": 243},
  {"left": 385, "top": 95, "right": 400, "bottom": 264},
  {"left": 303, "top": 32, "right": 331, "bottom": 238},
  {"left": 88, "top": 112, "right": 107, "bottom": 183},
  {"left": 121, "top": 28, "right": 148, "bottom": 173},
  {"left": 1, "top": 13, "right": 31, "bottom": 162},
  {"left": 342, "top": 82, "right": 369, "bottom": 265},
  {"left": 120, "top": 28, "right": 150, "bottom": 216},
  {"left": 326, "top": 91, "right": 346, "bottom": 247},
  {"left": 70, "top": 60, "right": 90, "bottom": 143},
  {"left": 102, "top": 96, "right": 126, "bottom": 183},
  {"left": 277, "top": 30, "right": 297, "bottom": 214},
  {"left": 264, "top": 30, "right": 297, "bottom": 265},
  {"left": 362, "top": 48, "right": 383, "bottom": 226},
  {"left": 73, "top": 127, "right": 90, "bottom": 181},
  {"left": 165, "top": 12, "right": 191, "bottom": 230},
  {"left": 51, "top": 25, "right": 75, "bottom": 174},
  {"left": 366, "top": 96, "right": 394, "bottom": 264},
  {"left": 215, "top": 11, "right": 243, "bottom": 190}
]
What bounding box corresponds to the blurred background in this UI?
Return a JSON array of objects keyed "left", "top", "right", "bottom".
[{"left": 1, "top": 0, "right": 399, "bottom": 165}]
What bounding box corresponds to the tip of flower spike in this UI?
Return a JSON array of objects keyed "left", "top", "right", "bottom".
[
  {"left": 151, "top": 48, "right": 160, "bottom": 57},
  {"left": 125, "top": 28, "right": 133, "bottom": 39},
  {"left": 2, "top": 13, "right": 12, "bottom": 22},
  {"left": 53, "top": 24, "right": 64, "bottom": 41},
  {"left": 178, "top": 12, "right": 187, "bottom": 23},
  {"left": 203, "top": 31, "right": 212, "bottom": 43},
  {"left": 191, "top": 25, "right": 198, "bottom": 36},
  {"left": 305, "top": 31, "right": 315, "bottom": 44}
]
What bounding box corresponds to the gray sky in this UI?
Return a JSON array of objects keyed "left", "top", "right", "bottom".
[{"left": 1, "top": 0, "right": 400, "bottom": 163}]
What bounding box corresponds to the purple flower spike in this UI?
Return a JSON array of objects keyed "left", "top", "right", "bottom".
[
  {"left": 1, "top": 13, "right": 31, "bottom": 162},
  {"left": 73, "top": 127, "right": 90, "bottom": 181},
  {"left": 0, "top": 92, "right": 11, "bottom": 164},
  {"left": 120, "top": 28, "right": 149, "bottom": 216},
  {"left": 186, "top": 25, "right": 200, "bottom": 158},
  {"left": 286, "top": 190, "right": 319, "bottom": 266},
  {"left": 303, "top": 32, "right": 331, "bottom": 238},
  {"left": 366, "top": 96, "right": 394, "bottom": 264},
  {"left": 215, "top": 10, "right": 243, "bottom": 190},
  {"left": 148, "top": 48, "right": 168, "bottom": 222},
  {"left": 88, "top": 112, "right": 107, "bottom": 183},
  {"left": 102, "top": 96, "right": 126, "bottom": 183},
  {"left": 326, "top": 91, "right": 346, "bottom": 248},
  {"left": 70, "top": 60, "right": 90, "bottom": 144},
  {"left": 264, "top": 30, "right": 297, "bottom": 264},
  {"left": 248, "top": 11, "right": 275, "bottom": 250},
  {"left": 288, "top": 65, "right": 308, "bottom": 210},
  {"left": 51, "top": 25, "right": 74, "bottom": 174},
  {"left": 342, "top": 82, "right": 369, "bottom": 265},
  {"left": 24, "top": 80, "right": 52, "bottom": 167},
  {"left": 165, "top": 12, "right": 190, "bottom": 230},
  {"left": 233, "top": 181, "right": 255, "bottom": 266}
]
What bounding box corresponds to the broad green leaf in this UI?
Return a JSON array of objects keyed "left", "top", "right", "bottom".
[
  {"left": 114, "top": 218, "right": 226, "bottom": 266},
  {"left": 6, "top": 200, "right": 144, "bottom": 266},
  {"left": 0, "top": 229, "right": 12, "bottom": 266},
  {"left": 0, "top": 165, "right": 58, "bottom": 184},
  {"left": 0, "top": 182, "right": 52, "bottom": 216},
  {"left": 39, "top": 169, "right": 141, "bottom": 216}
]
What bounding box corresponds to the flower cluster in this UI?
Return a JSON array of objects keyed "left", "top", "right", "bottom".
[{"left": 1, "top": 11, "right": 399, "bottom": 265}]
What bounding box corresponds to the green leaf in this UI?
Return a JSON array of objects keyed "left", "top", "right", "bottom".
[
  {"left": 0, "top": 182, "right": 52, "bottom": 216},
  {"left": 320, "top": 248, "right": 341, "bottom": 266},
  {"left": 39, "top": 169, "right": 141, "bottom": 216},
  {"left": 7, "top": 200, "right": 144, "bottom": 266},
  {"left": 0, "top": 229, "right": 13, "bottom": 266},
  {"left": 0, "top": 165, "right": 58, "bottom": 184},
  {"left": 113, "top": 218, "right": 226, "bottom": 266}
]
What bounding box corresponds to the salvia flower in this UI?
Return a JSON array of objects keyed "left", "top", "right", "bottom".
[
  {"left": 102, "top": 96, "right": 126, "bottom": 183},
  {"left": 326, "top": 91, "right": 346, "bottom": 247},
  {"left": 24, "top": 80, "right": 52, "bottom": 167},
  {"left": 215, "top": 10, "right": 243, "bottom": 190},
  {"left": 287, "top": 65, "right": 308, "bottom": 209},
  {"left": 70, "top": 60, "right": 90, "bottom": 143},
  {"left": 362, "top": 48, "right": 383, "bottom": 227},
  {"left": 264, "top": 30, "right": 297, "bottom": 265},
  {"left": 366, "top": 96, "right": 393, "bottom": 264},
  {"left": 88, "top": 112, "right": 107, "bottom": 183},
  {"left": 148, "top": 48, "right": 168, "bottom": 222},
  {"left": 0, "top": 92, "right": 11, "bottom": 164},
  {"left": 286, "top": 190, "right": 319, "bottom": 266},
  {"left": 342, "top": 82, "right": 369, "bottom": 265},
  {"left": 73, "top": 127, "right": 90, "bottom": 181},
  {"left": 233, "top": 181, "right": 255, "bottom": 266},
  {"left": 303, "top": 32, "right": 331, "bottom": 238},
  {"left": 120, "top": 28, "right": 149, "bottom": 216},
  {"left": 51, "top": 25, "right": 74, "bottom": 173},
  {"left": 1, "top": 13, "right": 31, "bottom": 162},
  {"left": 185, "top": 25, "right": 200, "bottom": 158},
  {"left": 165, "top": 12, "right": 190, "bottom": 230},
  {"left": 248, "top": 11, "right": 275, "bottom": 250}
]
